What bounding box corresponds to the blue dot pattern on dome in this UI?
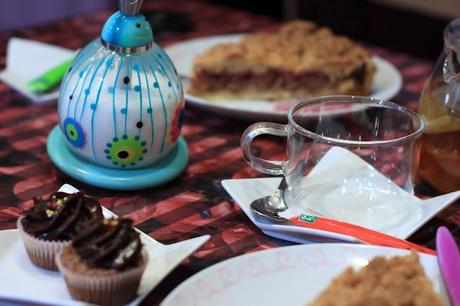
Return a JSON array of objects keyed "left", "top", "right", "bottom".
[{"left": 101, "top": 11, "right": 153, "bottom": 48}]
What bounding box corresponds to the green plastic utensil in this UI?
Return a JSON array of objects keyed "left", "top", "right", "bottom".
[{"left": 27, "top": 58, "right": 72, "bottom": 93}]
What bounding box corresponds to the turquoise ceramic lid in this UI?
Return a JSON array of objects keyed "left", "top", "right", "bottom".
[{"left": 101, "top": 0, "right": 153, "bottom": 49}]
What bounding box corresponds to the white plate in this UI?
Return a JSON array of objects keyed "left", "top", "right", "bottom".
[
  {"left": 165, "top": 34, "right": 402, "bottom": 121},
  {"left": 0, "top": 184, "right": 210, "bottom": 306},
  {"left": 161, "top": 243, "right": 449, "bottom": 306},
  {"left": 221, "top": 147, "right": 460, "bottom": 244},
  {"left": 0, "top": 38, "right": 75, "bottom": 104}
]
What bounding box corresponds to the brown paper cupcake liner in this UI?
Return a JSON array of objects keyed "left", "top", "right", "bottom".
[
  {"left": 56, "top": 247, "right": 148, "bottom": 306},
  {"left": 17, "top": 216, "right": 70, "bottom": 270}
]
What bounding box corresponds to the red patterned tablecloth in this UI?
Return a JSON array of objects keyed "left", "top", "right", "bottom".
[{"left": 0, "top": 1, "right": 459, "bottom": 305}]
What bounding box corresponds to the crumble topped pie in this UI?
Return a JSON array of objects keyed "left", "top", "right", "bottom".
[
  {"left": 308, "top": 252, "right": 444, "bottom": 306},
  {"left": 188, "top": 21, "right": 376, "bottom": 101}
]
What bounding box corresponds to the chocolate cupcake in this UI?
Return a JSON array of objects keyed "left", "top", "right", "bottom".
[
  {"left": 17, "top": 191, "right": 103, "bottom": 270},
  {"left": 56, "top": 217, "right": 148, "bottom": 306}
]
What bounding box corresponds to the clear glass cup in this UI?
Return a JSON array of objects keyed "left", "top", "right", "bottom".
[{"left": 241, "top": 96, "right": 424, "bottom": 227}]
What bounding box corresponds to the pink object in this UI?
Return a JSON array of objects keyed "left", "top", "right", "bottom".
[{"left": 436, "top": 226, "right": 460, "bottom": 306}]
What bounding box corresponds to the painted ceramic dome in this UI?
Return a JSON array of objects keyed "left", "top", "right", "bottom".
[{"left": 57, "top": 0, "right": 184, "bottom": 169}]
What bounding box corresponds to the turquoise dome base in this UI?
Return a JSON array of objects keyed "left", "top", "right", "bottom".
[{"left": 47, "top": 126, "right": 188, "bottom": 190}]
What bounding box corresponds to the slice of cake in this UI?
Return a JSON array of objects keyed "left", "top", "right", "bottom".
[
  {"left": 308, "top": 252, "right": 444, "bottom": 306},
  {"left": 188, "top": 21, "right": 376, "bottom": 101}
]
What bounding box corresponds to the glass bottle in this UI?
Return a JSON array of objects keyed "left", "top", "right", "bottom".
[{"left": 418, "top": 18, "right": 460, "bottom": 192}]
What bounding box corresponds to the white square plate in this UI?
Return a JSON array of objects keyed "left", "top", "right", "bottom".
[
  {"left": 0, "top": 38, "right": 75, "bottom": 104},
  {"left": 222, "top": 147, "right": 460, "bottom": 244},
  {"left": 0, "top": 184, "right": 210, "bottom": 306}
]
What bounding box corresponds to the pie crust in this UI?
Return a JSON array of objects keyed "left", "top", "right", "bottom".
[{"left": 188, "top": 21, "right": 376, "bottom": 101}]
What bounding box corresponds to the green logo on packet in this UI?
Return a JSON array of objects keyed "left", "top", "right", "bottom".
[{"left": 299, "top": 214, "right": 318, "bottom": 223}]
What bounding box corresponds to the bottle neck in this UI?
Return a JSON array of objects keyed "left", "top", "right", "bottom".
[
  {"left": 444, "top": 18, "right": 460, "bottom": 84},
  {"left": 442, "top": 18, "right": 460, "bottom": 115}
]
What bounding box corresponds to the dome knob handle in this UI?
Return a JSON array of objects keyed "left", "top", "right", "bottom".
[{"left": 118, "top": 0, "right": 144, "bottom": 16}]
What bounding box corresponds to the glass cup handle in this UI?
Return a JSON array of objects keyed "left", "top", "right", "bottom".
[{"left": 240, "top": 122, "right": 287, "bottom": 175}]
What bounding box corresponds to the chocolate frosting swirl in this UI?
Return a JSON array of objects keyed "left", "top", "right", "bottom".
[
  {"left": 72, "top": 218, "right": 142, "bottom": 271},
  {"left": 21, "top": 191, "right": 103, "bottom": 241}
]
